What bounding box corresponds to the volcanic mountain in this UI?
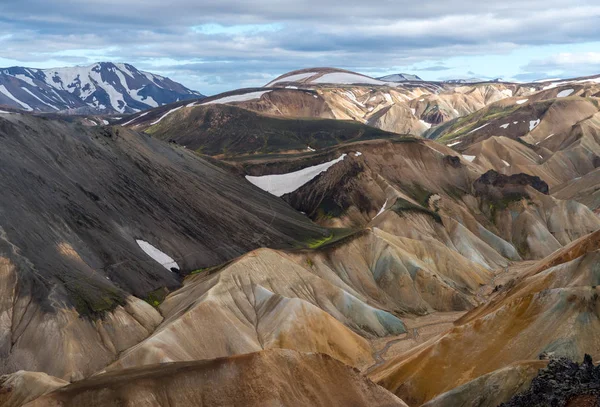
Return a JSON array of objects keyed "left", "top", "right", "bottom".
[
  {"left": 4, "top": 67, "right": 600, "bottom": 407},
  {"left": 0, "top": 62, "right": 203, "bottom": 114}
]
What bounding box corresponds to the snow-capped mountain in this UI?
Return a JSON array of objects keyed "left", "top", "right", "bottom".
[
  {"left": 0, "top": 62, "right": 204, "bottom": 114},
  {"left": 377, "top": 73, "right": 423, "bottom": 82}
]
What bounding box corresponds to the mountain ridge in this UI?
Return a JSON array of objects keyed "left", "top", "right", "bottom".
[{"left": 0, "top": 62, "right": 203, "bottom": 114}]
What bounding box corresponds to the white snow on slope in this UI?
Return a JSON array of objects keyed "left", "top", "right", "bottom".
[
  {"left": 203, "top": 91, "right": 271, "bottom": 105},
  {"left": 267, "top": 72, "right": 317, "bottom": 86},
  {"left": 354, "top": 151, "right": 362, "bottom": 156},
  {"left": 500, "top": 123, "right": 510, "bottom": 129},
  {"left": 344, "top": 91, "right": 365, "bottom": 107},
  {"left": 0, "top": 110, "right": 11, "bottom": 114},
  {"left": 122, "top": 111, "right": 148, "bottom": 126},
  {"left": 534, "top": 78, "right": 561, "bottom": 83},
  {"left": 463, "top": 155, "right": 476, "bottom": 162},
  {"left": 151, "top": 106, "right": 183, "bottom": 125},
  {"left": 21, "top": 87, "right": 58, "bottom": 110},
  {"left": 468, "top": 123, "right": 489, "bottom": 134},
  {"left": 542, "top": 77, "right": 600, "bottom": 90},
  {"left": 502, "top": 160, "right": 510, "bottom": 166},
  {"left": 529, "top": 119, "right": 540, "bottom": 131},
  {"left": 374, "top": 199, "right": 388, "bottom": 218},
  {"left": 419, "top": 120, "right": 432, "bottom": 129},
  {"left": 136, "top": 240, "right": 179, "bottom": 271},
  {"left": 447, "top": 141, "right": 462, "bottom": 147},
  {"left": 516, "top": 99, "right": 528, "bottom": 105},
  {"left": 557, "top": 89, "right": 574, "bottom": 98},
  {"left": 311, "top": 72, "right": 385, "bottom": 85},
  {"left": 246, "top": 154, "right": 347, "bottom": 197},
  {"left": 0, "top": 85, "right": 32, "bottom": 111},
  {"left": 15, "top": 74, "right": 36, "bottom": 87}
]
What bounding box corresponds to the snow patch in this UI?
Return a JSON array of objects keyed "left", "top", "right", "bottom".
[
  {"left": 246, "top": 154, "right": 347, "bottom": 197},
  {"left": 311, "top": 72, "right": 385, "bottom": 85},
  {"left": 344, "top": 91, "right": 365, "bottom": 107},
  {"left": 374, "top": 199, "right": 388, "bottom": 218},
  {"left": 419, "top": 120, "right": 432, "bottom": 129},
  {"left": 500, "top": 123, "right": 510, "bottom": 129},
  {"left": 151, "top": 106, "right": 182, "bottom": 125},
  {"left": 468, "top": 123, "right": 489, "bottom": 134},
  {"left": 516, "top": 99, "right": 528, "bottom": 105},
  {"left": 557, "top": 89, "right": 574, "bottom": 98},
  {"left": 447, "top": 141, "right": 462, "bottom": 147},
  {"left": 203, "top": 90, "right": 271, "bottom": 105},
  {"left": 267, "top": 72, "right": 317, "bottom": 86},
  {"left": 136, "top": 240, "right": 179, "bottom": 271},
  {"left": 463, "top": 155, "right": 476, "bottom": 162},
  {"left": 0, "top": 85, "right": 32, "bottom": 111},
  {"left": 529, "top": 119, "right": 540, "bottom": 131},
  {"left": 502, "top": 160, "right": 510, "bottom": 166},
  {"left": 122, "top": 111, "right": 148, "bottom": 126},
  {"left": 21, "top": 87, "right": 58, "bottom": 110},
  {"left": 354, "top": 151, "right": 362, "bottom": 156}
]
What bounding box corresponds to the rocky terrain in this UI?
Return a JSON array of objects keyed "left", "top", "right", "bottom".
[
  {"left": 501, "top": 355, "right": 600, "bottom": 407},
  {"left": 2, "top": 68, "right": 600, "bottom": 406}
]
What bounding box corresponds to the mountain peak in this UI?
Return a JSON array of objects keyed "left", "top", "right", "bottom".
[
  {"left": 377, "top": 73, "right": 423, "bottom": 82},
  {"left": 0, "top": 62, "right": 203, "bottom": 114}
]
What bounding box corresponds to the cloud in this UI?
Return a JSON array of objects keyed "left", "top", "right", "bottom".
[
  {"left": 515, "top": 52, "right": 600, "bottom": 81},
  {"left": 416, "top": 65, "right": 452, "bottom": 72},
  {"left": 1, "top": 0, "right": 600, "bottom": 93}
]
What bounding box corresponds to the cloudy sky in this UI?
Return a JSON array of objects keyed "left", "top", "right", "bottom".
[{"left": 1, "top": 1, "right": 600, "bottom": 95}]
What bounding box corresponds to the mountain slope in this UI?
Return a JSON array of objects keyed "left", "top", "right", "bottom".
[
  {"left": 370, "top": 229, "right": 600, "bottom": 405},
  {"left": 0, "top": 112, "right": 330, "bottom": 379},
  {"left": 120, "top": 101, "right": 401, "bottom": 156},
  {"left": 0, "top": 62, "right": 203, "bottom": 114},
  {"left": 23, "top": 350, "right": 409, "bottom": 407}
]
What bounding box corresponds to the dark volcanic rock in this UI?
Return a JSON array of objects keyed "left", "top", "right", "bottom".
[
  {"left": 475, "top": 170, "right": 549, "bottom": 195},
  {"left": 473, "top": 170, "right": 549, "bottom": 204},
  {"left": 500, "top": 355, "right": 600, "bottom": 407},
  {"left": 443, "top": 155, "right": 462, "bottom": 168}
]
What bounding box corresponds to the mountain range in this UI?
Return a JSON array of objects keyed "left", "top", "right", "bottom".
[
  {"left": 0, "top": 62, "right": 203, "bottom": 114},
  {"left": 2, "top": 65, "right": 600, "bottom": 407}
]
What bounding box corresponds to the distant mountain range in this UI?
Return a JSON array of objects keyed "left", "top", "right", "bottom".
[
  {"left": 377, "top": 73, "right": 423, "bottom": 82},
  {"left": 0, "top": 62, "right": 203, "bottom": 114}
]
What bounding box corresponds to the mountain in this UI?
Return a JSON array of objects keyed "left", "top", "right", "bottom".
[
  {"left": 13, "top": 350, "right": 408, "bottom": 407},
  {"left": 0, "top": 112, "right": 330, "bottom": 379},
  {"left": 5, "top": 66, "right": 600, "bottom": 407},
  {"left": 265, "top": 67, "right": 390, "bottom": 86},
  {"left": 0, "top": 62, "right": 203, "bottom": 114},
  {"left": 118, "top": 69, "right": 527, "bottom": 141},
  {"left": 377, "top": 73, "right": 423, "bottom": 82}
]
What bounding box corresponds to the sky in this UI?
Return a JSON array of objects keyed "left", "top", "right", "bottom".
[{"left": 1, "top": 1, "right": 600, "bottom": 95}]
